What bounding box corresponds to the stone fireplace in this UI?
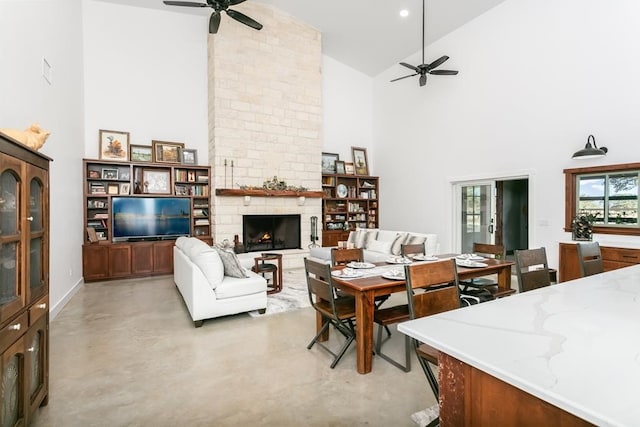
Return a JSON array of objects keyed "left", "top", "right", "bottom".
[{"left": 207, "top": 3, "right": 323, "bottom": 268}]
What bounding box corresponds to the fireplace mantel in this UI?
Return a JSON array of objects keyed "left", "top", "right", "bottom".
[{"left": 216, "top": 188, "right": 324, "bottom": 198}]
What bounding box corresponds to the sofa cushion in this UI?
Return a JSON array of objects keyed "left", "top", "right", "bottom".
[
  {"left": 175, "top": 236, "right": 189, "bottom": 250},
  {"left": 191, "top": 246, "right": 224, "bottom": 289},
  {"left": 406, "top": 234, "right": 427, "bottom": 246},
  {"left": 182, "top": 237, "right": 211, "bottom": 259},
  {"left": 214, "top": 247, "right": 249, "bottom": 278},
  {"left": 367, "top": 239, "right": 392, "bottom": 254},
  {"left": 377, "top": 230, "right": 399, "bottom": 243},
  {"left": 390, "top": 233, "right": 409, "bottom": 255},
  {"left": 363, "top": 230, "right": 379, "bottom": 249},
  {"left": 215, "top": 272, "right": 267, "bottom": 299}
]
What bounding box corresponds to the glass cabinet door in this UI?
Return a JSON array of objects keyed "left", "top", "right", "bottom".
[
  {"left": 0, "top": 338, "right": 26, "bottom": 427},
  {"left": 26, "top": 165, "right": 47, "bottom": 304},
  {"left": 0, "top": 157, "right": 24, "bottom": 323}
]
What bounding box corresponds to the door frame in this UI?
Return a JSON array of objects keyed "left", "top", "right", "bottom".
[{"left": 450, "top": 171, "right": 534, "bottom": 254}]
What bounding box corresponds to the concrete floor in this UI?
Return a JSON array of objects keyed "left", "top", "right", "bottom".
[{"left": 32, "top": 272, "right": 435, "bottom": 427}]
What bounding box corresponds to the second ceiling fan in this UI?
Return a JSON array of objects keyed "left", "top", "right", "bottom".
[{"left": 391, "top": 0, "right": 458, "bottom": 87}]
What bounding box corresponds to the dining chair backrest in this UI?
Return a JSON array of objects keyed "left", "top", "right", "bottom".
[
  {"left": 472, "top": 242, "right": 505, "bottom": 260},
  {"left": 331, "top": 247, "right": 364, "bottom": 266},
  {"left": 401, "top": 243, "right": 426, "bottom": 257},
  {"left": 514, "top": 247, "right": 551, "bottom": 293},
  {"left": 304, "top": 258, "right": 341, "bottom": 317},
  {"left": 577, "top": 241, "right": 604, "bottom": 277},
  {"left": 404, "top": 259, "right": 461, "bottom": 320}
]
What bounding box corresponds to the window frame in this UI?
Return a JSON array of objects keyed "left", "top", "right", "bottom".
[{"left": 564, "top": 162, "right": 640, "bottom": 236}]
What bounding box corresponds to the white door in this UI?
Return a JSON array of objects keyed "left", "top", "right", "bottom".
[{"left": 457, "top": 182, "right": 496, "bottom": 254}]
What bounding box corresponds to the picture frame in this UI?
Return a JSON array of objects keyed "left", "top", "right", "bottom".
[
  {"left": 88, "top": 170, "right": 100, "bottom": 179},
  {"left": 152, "top": 140, "right": 184, "bottom": 163},
  {"left": 101, "top": 168, "right": 119, "bottom": 180},
  {"left": 321, "top": 152, "right": 340, "bottom": 174},
  {"left": 129, "top": 144, "right": 153, "bottom": 162},
  {"left": 107, "top": 183, "right": 119, "bottom": 195},
  {"left": 142, "top": 169, "right": 171, "bottom": 194},
  {"left": 181, "top": 148, "right": 198, "bottom": 165},
  {"left": 99, "top": 129, "right": 130, "bottom": 161},
  {"left": 335, "top": 160, "right": 346, "bottom": 175},
  {"left": 345, "top": 162, "right": 355, "bottom": 175},
  {"left": 119, "top": 183, "right": 130, "bottom": 195},
  {"left": 351, "top": 146, "right": 370, "bottom": 176}
]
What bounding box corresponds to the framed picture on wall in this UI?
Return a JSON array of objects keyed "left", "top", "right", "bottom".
[
  {"left": 351, "top": 146, "right": 369, "bottom": 176},
  {"left": 335, "top": 160, "right": 346, "bottom": 175},
  {"left": 99, "top": 129, "right": 130, "bottom": 161},
  {"left": 130, "top": 144, "right": 153, "bottom": 162},
  {"left": 181, "top": 148, "right": 198, "bottom": 165},
  {"left": 345, "top": 162, "right": 355, "bottom": 175},
  {"left": 321, "top": 152, "right": 339, "bottom": 174}
]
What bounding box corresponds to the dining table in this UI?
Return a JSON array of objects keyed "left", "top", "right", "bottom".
[{"left": 325, "top": 253, "right": 515, "bottom": 374}]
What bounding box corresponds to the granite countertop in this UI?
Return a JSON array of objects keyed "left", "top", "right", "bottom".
[{"left": 398, "top": 264, "right": 640, "bottom": 426}]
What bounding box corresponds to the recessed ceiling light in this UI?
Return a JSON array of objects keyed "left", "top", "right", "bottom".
[{"left": 399, "top": 9, "right": 409, "bottom": 17}]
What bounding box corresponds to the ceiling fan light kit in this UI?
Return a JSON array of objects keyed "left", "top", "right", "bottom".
[
  {"left": 391, "top": 0, "right": 458, "bottom": 87},
  {"left": 163, "top": 0, "right": 263, "bottom": 34},
  {"left": 572, "top": 134, "right": 608, "bottom": 159}
]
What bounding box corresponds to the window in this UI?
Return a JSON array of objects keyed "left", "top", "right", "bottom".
[{"left": 565, "top": 163, "right": 640, "bottom": 235}]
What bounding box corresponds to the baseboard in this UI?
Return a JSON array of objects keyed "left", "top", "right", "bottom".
[{"left": 49, "top": 277, "right": 84, "bottom": 321}]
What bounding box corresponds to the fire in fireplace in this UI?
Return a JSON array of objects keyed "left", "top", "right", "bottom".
[{"left": 242, "top": 214, "right": 301, "bottom": 252}]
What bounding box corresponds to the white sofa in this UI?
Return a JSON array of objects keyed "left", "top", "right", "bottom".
[
  {"left": 309, "top": 229, "right": 439, "bottom": 264},
  {"left": 173, "top": 237, "right": 268, "bottom": 327}
]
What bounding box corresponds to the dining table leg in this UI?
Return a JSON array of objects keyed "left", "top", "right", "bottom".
[
  {"left": 497, "top": 265, "right": 512, "bottom": 294},
  {"left": 355, "top": 290, "right": 375, "bottom": 374}
]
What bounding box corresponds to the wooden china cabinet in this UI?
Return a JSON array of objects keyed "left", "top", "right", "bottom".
[{"left": 0, "top": 132, "right": 50, "bottom": 425}]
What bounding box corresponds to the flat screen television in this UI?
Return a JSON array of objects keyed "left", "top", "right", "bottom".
[{"left": 112, "top": 197, "right": 191, "bottom": 242}]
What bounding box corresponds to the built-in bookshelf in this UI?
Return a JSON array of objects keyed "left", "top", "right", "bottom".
[{"left": 321, "top": 173, "right": 379, "bottom": 246}]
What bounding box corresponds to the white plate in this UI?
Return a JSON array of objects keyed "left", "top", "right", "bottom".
[
  {"left": 456, "top": 254, "right": 486, "bottom": 261},
  {"left": 331, "top": 269, "right": 364, "bottom": 278},
  {"left": 336, "top": 184, "right": 348, "bottom": 198},
  {"left": 347, "top": 261, "right": 376, "bottom": 269},
  {"left": 386, "top": 256, "right": 412, "bottom": 264},
  {"left": 382, "top": 270, "right": 405, "bottom": 280},
  {"left": 455, "top": 259, "right": 488, "bottom": 268},
  {"left": 413, "top": 255, "right": 439, "bottom": 261}
]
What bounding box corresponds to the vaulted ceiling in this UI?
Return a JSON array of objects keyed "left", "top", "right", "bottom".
[{"left": 96, "top": 0, "right": 507, "bottom": 76}]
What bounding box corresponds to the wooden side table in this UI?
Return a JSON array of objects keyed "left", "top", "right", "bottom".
[{"left": 252, "top": 253, "right": 283, "bottom": 294}]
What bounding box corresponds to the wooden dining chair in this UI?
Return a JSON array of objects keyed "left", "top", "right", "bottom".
[
  {"left": 304, "top": 258, "right": 357, "bottom": 369},
  {"left": 460, "top": 242, "right": 514, "bottom": 299},
  {"left": 330, "top": 247, "right": 364, "bottom": 266},
  {"left": 401, "top": 242, "right": 425, "bottom": 257},
  {"left": 405, "top": 259, "right": 462, "bottom": 409},
  {"left": 577, "top": 241, "right": 604, "bottom": 277},
  {"left": 514, "top": 247, "right": 551, "bottom": 293}
]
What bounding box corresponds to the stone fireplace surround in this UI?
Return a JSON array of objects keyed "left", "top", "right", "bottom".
[{"left": 207, "top": 3, "right": 323, "bottom": 270}]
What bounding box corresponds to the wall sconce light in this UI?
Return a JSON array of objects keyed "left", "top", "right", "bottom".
[
  {"left": 572, "top": 134, "right": 608, "bottom": 159},
  {"left": 243, "top": 195, "right": 251, "bottom": 206},
  {"left": 297, "top": 196, "right": 306, "bottom": 206}
]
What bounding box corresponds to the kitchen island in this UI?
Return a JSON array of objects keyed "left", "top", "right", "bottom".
[{"left": 399, "top": 264, "right": 640, "bottom": 426}]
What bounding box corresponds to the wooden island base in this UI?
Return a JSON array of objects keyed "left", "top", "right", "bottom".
[{"left": 438, "top": 353, "right": 593, "bottom": 426}]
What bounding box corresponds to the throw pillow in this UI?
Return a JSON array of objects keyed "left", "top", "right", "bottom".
[
  {"left": 406, "top": 234, "right": 427, "bottom": 245},
  {"left": 390, "top": 233, "right": 409, "bottom": 255},
  {"left": 192, "top": 246, "right": 224, "bottom": 289},
  {"left": 363, "top": 230, "right": 379, "bottom": 249},
  {"left": 213, "top": 247, "right": 248, "bottom": 278},
  {"left": 347, "top": 231, "right": 357, "bottom": 245},
  {"left": 367, "top": 239, "right": 392, "bottom": 254},
  {"left": 353, "top": 230, "right": 367, "bottom": 248}
]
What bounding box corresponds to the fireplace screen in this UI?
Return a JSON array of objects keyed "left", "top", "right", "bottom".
[{"left": 242, "top": 214, "right": 301, "bottom": 252}]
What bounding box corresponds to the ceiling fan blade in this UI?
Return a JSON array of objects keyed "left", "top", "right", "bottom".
[
  {"left": 229, "top": 0, "right": 247, "bottom": 5},
  {"left": 400, "top": 62, "right": 420, "bottom": 72},
  {"left": 427, "top": 55, "right": 449, "bottom": 70},
  {"left": 419, "top": 74, "right": 427, "bottom": 86},
  {"left": 430, "top": 70, "right": 458, "bottom": 75},
  {"left": 390, "top": 73, "right": 418, "bottom": 83},
  {"left": 209, "top": 11, "right": 221, "bottom": 34},
  {"left": 163, "top": 1, "right": 208, "bottom": 7},
  {"left": 226, "top": 9, "right": 263, "bottom": 30}
]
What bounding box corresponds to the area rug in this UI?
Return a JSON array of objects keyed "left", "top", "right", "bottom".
[{"left": 248, "top": 268, "right": 311, "bottom": 317}]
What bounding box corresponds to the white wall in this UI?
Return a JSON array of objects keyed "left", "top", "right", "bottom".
[
  {"left": 83, "top": 1, "right": 209, "bottom": 159},
  {"left": 0, "top": 0, "right": 85, "bottom": 317},
  {"left": 373, "top": 0, "right": 640, "bottom": 267},
  {"left": 322, "top": 55, "right": 374, "bottom": 172}
]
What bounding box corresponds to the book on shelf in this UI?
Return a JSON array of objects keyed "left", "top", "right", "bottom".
[{"left": 195, "top": 219, "right": 209, "bottom": 225}]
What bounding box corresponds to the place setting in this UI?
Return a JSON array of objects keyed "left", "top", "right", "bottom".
[
  {"left": 331, "top": 267, "right": 365, "bottom": 278},
  {"left": 385, "top": 255, "right": 413, "bottom": 264},
  {"left": 455, "top": 253, "right": 488, "bottom": 268},
  {"left": 381, "top": 268, "right": 405, "bottom": 280}
]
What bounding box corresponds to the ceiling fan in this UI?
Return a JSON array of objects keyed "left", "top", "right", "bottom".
[
  {"left": 163, "top": 0, "right": 263, "bottom": 34},
  {"left": 391, "top": 0, "right": 458, "bottom": 87}
]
